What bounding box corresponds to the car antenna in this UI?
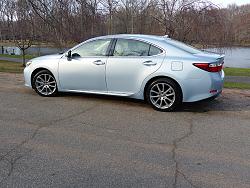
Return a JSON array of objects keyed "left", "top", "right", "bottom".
[{"left": 163, "top": 35, "right": 169, "bottom": 38}]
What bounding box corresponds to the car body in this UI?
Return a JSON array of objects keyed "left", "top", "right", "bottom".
[{"left": 24, "top": 34, "right": 225, "bottom": 111}]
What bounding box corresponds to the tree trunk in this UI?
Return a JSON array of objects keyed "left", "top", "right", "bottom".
[{"left": 22, "top": 50, "right": 26, "bottom": 67}]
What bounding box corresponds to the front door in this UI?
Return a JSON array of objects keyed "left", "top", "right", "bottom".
[{"left": 58, "top": 39, "right": 112, "bottom": 92}]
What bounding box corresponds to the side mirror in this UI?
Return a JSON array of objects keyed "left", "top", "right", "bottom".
[{"left": 66, "top": 50, "right": 72, "bottom": 59}]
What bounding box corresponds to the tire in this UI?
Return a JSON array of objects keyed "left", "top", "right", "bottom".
[
  {"left": 32, "top": 70, "right": 58, "bottom": 97},
  {"left": 145, "top": 78, "right": 182, "bottom": 112}
]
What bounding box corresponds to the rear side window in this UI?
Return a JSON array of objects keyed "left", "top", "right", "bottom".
[
  {"left": 149, "top": 45, "right": 163, "bottom": 56},
  {"left": 113, "top": 39, "right": 163, "bottom": 57},
  {"left": 114, "top": 39, "right": 150, "bottom": 56}
]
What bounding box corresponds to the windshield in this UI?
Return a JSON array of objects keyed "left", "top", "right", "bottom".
[{"left": 165, "top": 39, "right": 201, "bottom": 54}]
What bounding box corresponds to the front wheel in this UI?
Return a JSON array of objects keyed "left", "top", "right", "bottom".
[
  {"left": 32, "top": 70, "right": 58, "bottom": 97},
  {"left": 146, "top": 78, "right": 182, "bottom": 112}
]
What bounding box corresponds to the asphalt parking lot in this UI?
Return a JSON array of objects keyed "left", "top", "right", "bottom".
[{"left": 0, "top": 73, "right": 250, "bottom": 188}]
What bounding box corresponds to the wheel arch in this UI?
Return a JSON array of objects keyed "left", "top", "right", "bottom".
[{"left": 143, "top": 76, "right": 183, "bottom": 101}]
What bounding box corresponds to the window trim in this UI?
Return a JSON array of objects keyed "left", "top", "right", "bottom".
[
  {"left": 109, "top": 38, "right": 165, "bottom": 58},
  {"left": 107, "top": 38, "right": 117, "bottom": 56}
]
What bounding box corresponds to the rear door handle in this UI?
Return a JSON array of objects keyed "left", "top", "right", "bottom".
[
  {"left": 93, "top": 60, "right": 105, "bottom": 65},
  {"left": 143, "top": 61, "right": 157, "bottom": 66}
]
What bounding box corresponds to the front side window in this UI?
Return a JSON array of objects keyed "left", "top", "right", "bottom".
[{"left": 72, "top": 39, "right": 111, "bottom": 57}]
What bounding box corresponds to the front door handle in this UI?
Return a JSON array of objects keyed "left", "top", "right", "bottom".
[
  {"left": 143, "top": 60, "right": 157, "bottom": 66},
  {"left": 93, "top": 60, "right": 105, "bottom": 65}
]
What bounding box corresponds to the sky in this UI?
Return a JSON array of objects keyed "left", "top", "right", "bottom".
[{"left": 210, "top": 0, "right": 250, "bottom": 7}]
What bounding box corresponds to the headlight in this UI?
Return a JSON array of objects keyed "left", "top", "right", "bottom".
[{"left": 26, "top": 61, "right": 32, "bottom": 67}]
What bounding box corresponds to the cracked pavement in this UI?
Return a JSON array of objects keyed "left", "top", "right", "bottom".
[{"left": 0, "top": 72, "right": 250, "bottom": 188}]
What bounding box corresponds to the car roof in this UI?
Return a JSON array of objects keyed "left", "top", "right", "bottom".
[
  {"left": 86, "top": 34, "right": 170, "bottom": 48},
  {"left": 90, "top": 34, "right": 169, "bottom": 42}
]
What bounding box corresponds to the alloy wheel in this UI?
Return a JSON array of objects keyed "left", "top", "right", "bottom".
[
  {"left": 149, "top": 83, "right": 176, "bottom": 110},
  {"left": 35, "top": 73, "right": 57, "bottom": 96}
]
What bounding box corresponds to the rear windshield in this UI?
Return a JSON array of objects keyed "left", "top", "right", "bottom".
[{"left": 165, "top": 39, "right": 201, "bottom": 54}]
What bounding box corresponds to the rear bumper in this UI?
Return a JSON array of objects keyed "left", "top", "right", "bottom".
[{"left": 182, "top": 70, "right": 224, "bottom": 102}]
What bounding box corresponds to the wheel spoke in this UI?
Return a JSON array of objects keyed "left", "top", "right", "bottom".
[
  {"left": 161, "top": 83, "right": 165, "bottom": 92},
  {"left": 48, "top": 87, "right": 53, "bottom": 93},
  {"left": 151, "top": 90, "right": 159, "bottom": 95},
  {"left": 41, "top": 86, "right": 46, "bottom": 92},
  {"left": 163, "top": 99, "right": 169, "bottom": 105},
  {"left": 153, "top": 97, "right": 160, "bottom": 105},
  {"left": 47, "top": 75, "right": 52, "bottom": 82},
  {"left": 159, "top": 99, "right": 163, "bottom": 107},
  {"left": 156, "top": 84, "right": 161, "bottom": 92},
  {"left": 37, "top": 76, "right": 44, "bottom": 82},
  {"left": 36, "top": 80, "right": 44, "bottom": 84},
  {"left": 151, "top": 95, "right": 160, "bottom": 98},
  {"left": 165, "top": 93, "right": 174, "bottom": 97},
  {"left": 37, "top": 84, "right": 44, "bottom": 89},
  {"left": 163, "top": 88, "right": 171, "bottom": 95},
  {"left": 165, "top": 97, "right": 173, "bottom": 103}
]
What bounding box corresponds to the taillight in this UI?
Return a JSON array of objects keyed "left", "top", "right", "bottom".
[{"left": 193, "top": 62, "right": 223, "bottom": 72}]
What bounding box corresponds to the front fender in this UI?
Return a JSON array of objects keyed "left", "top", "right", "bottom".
[{"left": 29, "top": 60, "right": 60, "bottom": 89}]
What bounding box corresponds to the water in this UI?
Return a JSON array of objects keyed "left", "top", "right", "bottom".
[
  {"left": 0, "top": 46, "right": 67, "bottom": 56},
  {"left": 26, "top": 47, "right": 67, "bottom": 56},
  {"left": 1, "top": 45, "right": 250, "bottom": 68},
  {"left": 205, "top": 47, "right": 250, "bottom": 68}
]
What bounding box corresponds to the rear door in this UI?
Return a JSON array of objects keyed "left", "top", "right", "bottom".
[{"left": 106, "top": 38, "right": 165, "bottom": 95}]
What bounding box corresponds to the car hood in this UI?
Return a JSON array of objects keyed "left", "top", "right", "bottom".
[{"left": 31, "top": 54, "right": 64, "bottom": 62}]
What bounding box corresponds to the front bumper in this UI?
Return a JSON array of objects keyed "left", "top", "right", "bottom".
[{"left": 23, "top": 66, "right": 32, "bottom": 88}]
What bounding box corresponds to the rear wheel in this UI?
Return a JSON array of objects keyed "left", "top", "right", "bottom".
[
  {"left": 32, "top": 70, "right": 58, "bottom": 97},
  {"left": 146, "top": 78, "right": 182, "bottom": 112}
]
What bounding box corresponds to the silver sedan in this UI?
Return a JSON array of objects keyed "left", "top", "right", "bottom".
[{"left": 24, "top": 34, "right": 224, "bottom": 111}]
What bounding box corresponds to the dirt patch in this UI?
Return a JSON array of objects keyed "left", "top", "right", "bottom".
[
  {"left": 0, "top": 73, "right": 250, "bottom": 111},
  {"left": 223, "top": 88, "right": 250, "bottom": 97}
]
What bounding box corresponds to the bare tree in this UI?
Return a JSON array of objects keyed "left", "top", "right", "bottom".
[
  {"left": 0, "top": 0, "right": 248, "bottom": 48},
  {"left": 101, "top": 0, "right": 118, "bottom": 34},
  {"left": 16, "top": 39, "right": 32, "bottom": 67}
]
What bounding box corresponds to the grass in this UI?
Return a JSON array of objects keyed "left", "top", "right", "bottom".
[
  {"left": 0, "top": 54, "right": 35, "bottom": 59},
  {"left": 224, "top": 67, "right": 250, "bottom": 77},
  {"left": 0, "top": 60, "right": 24, "bottom": 73},
  {"left": 224, "top": 82, "right": 250, "bottom": 89},
  {"left": 0, "top": 40, "right": 56, "bottom": 47},
  {"left": 0, "top": 60, "right": 250, "bottom": 90}
]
